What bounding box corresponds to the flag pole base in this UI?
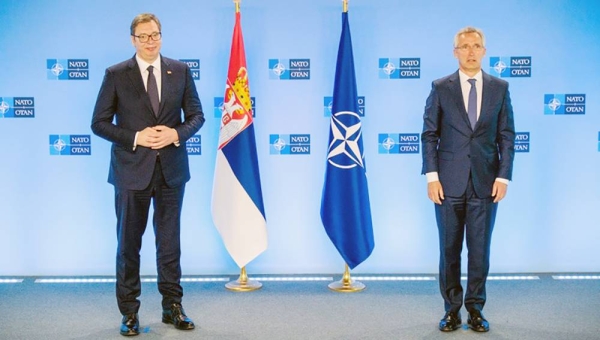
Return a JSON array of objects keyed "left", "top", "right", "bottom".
[
  {"left": 328, "top": 264, "right": 365, "bottom": 293},
  {"left": 225, "top": 266, "right": 262, "bottom": 292}
]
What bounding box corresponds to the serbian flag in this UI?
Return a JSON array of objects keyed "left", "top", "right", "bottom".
[
  {"left": 320, "top": 11, "right": 374, "bottom": 269},
  {"left": 211, "top": 11, "right": 267, "bottom": 268}
]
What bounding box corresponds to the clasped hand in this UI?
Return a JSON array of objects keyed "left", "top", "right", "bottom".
[{"left": 137, "top": 125, "right": 178, "bottom": 150}]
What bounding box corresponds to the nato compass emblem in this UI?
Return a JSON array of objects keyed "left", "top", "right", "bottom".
[
  {"left": 273, "top": 138, "right": 286, "bottom": 152},
  {"left": 53, "top": 137, "right": 67, "bottom": 153},
  {"left": 493, "top": 60, "right": 508, "bottom": 75},
  {"left": 272, "top": 63, "right": 286, "bottom": 77},
  {"left": 383, "top": 61, "right": 396, "bottom": 76},
  {"left": 51, "top": 62, "right": 65, "bottom": 76},
  {"left": 548, "top": 97, "right": 561, "bottom": 112},
  {"left": 327, "top": 111, "right": 365, "bottom": 169},
  {"left": 382, "top": 137, "right": 395, "bottom": 151},
  {"left": 0, "top": 100, "right": 9, "bottom": 116}
]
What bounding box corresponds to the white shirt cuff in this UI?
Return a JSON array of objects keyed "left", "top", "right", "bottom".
[
  {"left": 133, "top": 132, "right": 139, "bottom": 151},
  {"left": 426, "top": 172, "right": 509, "bottom": 186},
  {"left": 495, "top": 178, "right": 509, "bottom": 185},
  {"left": 425, "top": 172, "right": 439, "bottom": 183}
]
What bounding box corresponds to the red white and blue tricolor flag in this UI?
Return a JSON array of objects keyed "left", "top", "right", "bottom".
[
  {"left": 321, "top": 11, "right": 374, "bottom": 269},
  {"left": 211, "top": 11, "right": 267, "bottom": 268}
]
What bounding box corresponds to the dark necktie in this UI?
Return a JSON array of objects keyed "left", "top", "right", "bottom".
[
  {"left": 147, "top": 65, "right": 159, "bottom": 116},
  {"left": 467, "top": 78, "right": 477, "bottom": 129}
]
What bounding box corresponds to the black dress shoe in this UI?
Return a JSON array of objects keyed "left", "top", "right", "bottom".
[
  {"left": 162, "top": 303, "right": 195, "bottom": 330},
  {"left": 438, "top": 311, "right": 461, "bottom": 332},
  {"left": 467, "top": 310, "right": 490, "bottom": 332},
  {"left": 120, "top": 313, "right": 140, "bottom": 336}
]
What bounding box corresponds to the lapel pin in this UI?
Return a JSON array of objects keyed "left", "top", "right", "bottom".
[{"left": 167, "top": 70, "right": 172, "bottom": 75}]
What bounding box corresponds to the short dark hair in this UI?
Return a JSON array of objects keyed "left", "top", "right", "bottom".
[{"left": 130, "top": 13, "right": 161, "bottom": 35}]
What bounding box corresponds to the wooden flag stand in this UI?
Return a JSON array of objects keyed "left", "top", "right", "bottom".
[
  {"left": 226, "top": 266, "right": 262, "bottom": 292},
  {"left": 328, "top": 264, "right": 365, "bottom": 292}
]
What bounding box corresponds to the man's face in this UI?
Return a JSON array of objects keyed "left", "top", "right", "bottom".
[
  {"left": 453, "top": 32, "right": 486, "bottom": 76},
  {"left": 131, "top": 20, "right": 162, "bottom": 63}
]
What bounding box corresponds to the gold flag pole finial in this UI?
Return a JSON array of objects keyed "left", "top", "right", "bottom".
[
  {"left": 234, "top": 0, "right": 240, "bottom": 13},
  {"left": 225, "top": 266, "right": 263, "bottom": 292},
  {"left": 343, "top": 0, "right": 348, "bottom": 13},
  {"left": 328, "top": 263, "right": 366, "bottom": 292}
]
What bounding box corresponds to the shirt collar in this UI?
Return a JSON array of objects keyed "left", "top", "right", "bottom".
[
  {"left": 135, "top": 54, "right": 161, "bottom": 73},
  {"left": 458, "top": 70, "right": 482, "bottom": 84}
]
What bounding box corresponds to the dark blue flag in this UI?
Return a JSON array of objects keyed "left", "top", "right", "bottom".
[{"left": 321, "top": 12, "right": 374, "bottom": 269}]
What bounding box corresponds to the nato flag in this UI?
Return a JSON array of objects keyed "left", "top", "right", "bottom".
[{"left": 320, "top": 12, "right": 374, "bottom": 269}]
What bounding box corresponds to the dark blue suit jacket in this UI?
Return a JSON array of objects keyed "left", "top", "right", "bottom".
[
  {"left": 421, "top": 71, "right": 515, "bottom": 198},
  {"left": 91, "top": 55, "right": 205, "bottom": 190}
]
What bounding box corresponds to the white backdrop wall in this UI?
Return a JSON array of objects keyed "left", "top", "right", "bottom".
[{"left": 1, "top": 0, "right": 599, "bottom": 276}]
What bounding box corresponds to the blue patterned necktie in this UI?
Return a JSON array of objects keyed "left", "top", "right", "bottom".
[
  {"left": 147, "top": 65, "right": 159, "bottom": 116},
  {"left": 467, "top": 78, "right": 477, "bottom": 129}
]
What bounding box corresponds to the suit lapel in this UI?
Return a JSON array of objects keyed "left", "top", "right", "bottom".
[
  {"left": 158, "top": 57, "right": 173, "bottom": 118},
  {"left": 479, "top": 71, "right": 495, "bottom": 128},
  {"left": 127, "top": 57, "right": 155, "bottom": 117},
  {"left": 447, "top": 71, "right": 473, "bottom": 129}
]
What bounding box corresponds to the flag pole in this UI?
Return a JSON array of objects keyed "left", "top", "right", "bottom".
[
  {"left": 327, "top": 0, "right": 367, "bottom": 294},
  {"left": 221, "top": 0, "right": 263, "bottom": 292},
  {"left": 328, "top": 263, "right": 365, "bottom": 292},
  {"left": 226, "top": 266, "right": 262, "bottom": 291}
]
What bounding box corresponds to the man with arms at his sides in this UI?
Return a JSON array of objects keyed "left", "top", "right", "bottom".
[
  {"left": 421, "top": 27, "right": 515, "bottom": 333},
  {"left": 91, "top": 13, "right": 204, "bottom": 336}
]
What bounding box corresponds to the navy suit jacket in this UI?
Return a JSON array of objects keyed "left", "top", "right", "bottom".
[
  {"left": 421, "top": 71, "right": 515, "bottom": 198},
  {"left": 91, "top": 55, "right": 205, "bottom": 190}
]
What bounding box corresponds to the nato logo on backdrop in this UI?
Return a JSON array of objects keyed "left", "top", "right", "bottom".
[
  {"left": 179, "top": 59, "right": 200, "bottom": 80},
  {"left": 186, "top": 135, "right": 201, "bottom": 155},
  {"left": 213, "top": 97, "right": 256, "bottom": 118},
  {"left": 49, "top": 135, "right": 91, "bottom": 155},
  {"left": 379, "top": 58, "right": 420, "bottom": 79},
  {"left": 489, "top": 56, "right": 532, "bottom": 77},
  {"left": 515, "top": 132, "right": 530, "bottom": 152},
  {"left": 269, "top": 59, "right": 310, "bottom": 80},
  {"left": 269, "top": 134, "right": 310, "bottom": 155},
  {"left": 47, "top": 59, "right": 89, "bottom": 80},
  {"left": 323, "top": 96, "right": 365, "bottom": 117},
  {"left": 0, "top": 97, "right": 35, "bottom": 118},
  {"left": 544, "top": 94, "right": 586, "bottom": 115},
  {"left": 378, "top": 133, "right": 420, "bottom": 154}
]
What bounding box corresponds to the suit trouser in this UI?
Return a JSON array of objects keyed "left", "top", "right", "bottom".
[
  {"left": 435, "top": 178, "right": 498, "bottom": 314},
  {"left": 114, "top": 158, "right": 186, "bottom": 315}
]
